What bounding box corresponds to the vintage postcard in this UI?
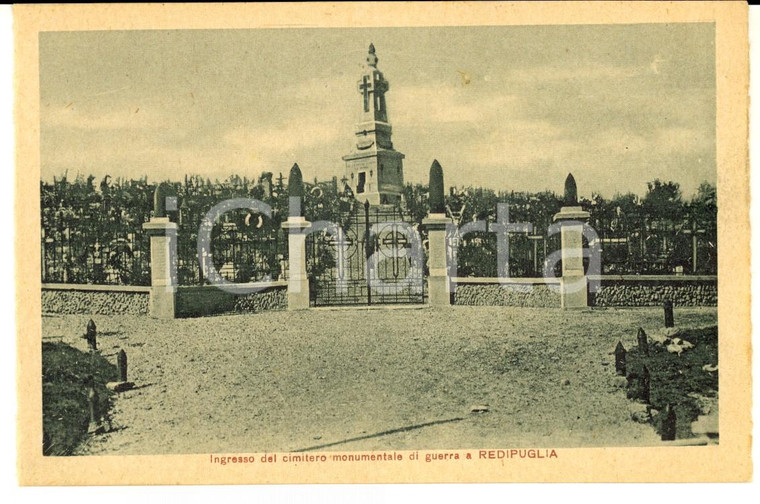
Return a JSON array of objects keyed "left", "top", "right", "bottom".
[{"left": 15, "top": 2, "right": 751, "bottom": 484}]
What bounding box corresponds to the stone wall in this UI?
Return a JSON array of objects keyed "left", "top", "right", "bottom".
[
  {"left": 232, "top": 288, "right": 288, "bottom": 313},
  {"left": 590, "top": 278, "right": 717, "bottom": 307},
  {"left": 451, "top": 276, "right": 717, "bottom": 308},
  {"left": 42, "top": 288, "right": 149, "bottom": 315},
  {"left": 176, "top": 285, "right": 287, "bottom": 317},
  {"left": 453, "top": 282, "right": 561, "bottom": 308},
  {"left": 42, "top": 283, "right": 288, "bottom": 317}
]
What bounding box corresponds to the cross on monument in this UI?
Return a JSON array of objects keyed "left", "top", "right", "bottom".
[{"left": 359, "top": 75, "right": 373, "bottom": 112}]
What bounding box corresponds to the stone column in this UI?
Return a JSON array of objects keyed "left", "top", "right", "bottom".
[
  {"left": 423, "top": 214, "right": 451, "bottom": 306},
  {"left": 282, "top": 163, "right": 311, "bottom": 310},
  {"left": 553, "top": 173, "right": 590, "bottom": 309},
  {"left": 423, "top": 160, "right": 452, "bottom": 306},
  {"left": 142, "top": 217, "right": 178, "bottom": 319},
  {"left": 282, "top": 216, "right": 311, "bottom": 310}
]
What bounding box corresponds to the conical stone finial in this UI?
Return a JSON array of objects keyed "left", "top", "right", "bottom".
[
  {"left": 288, "top": 163, "right": 304, "bottom": 218},
  {"left": 564, "top": 173, "right": 578, "bottom": 206},
  {"left": 429, "top": 159, "right": 445, "bottom": 214},
  {"left": 288, "top": 163, "right": 304, "bottom": 199},
  {"left": 153, "top": 183, "right": 167, "bottom": 218},
  {"left": 153, "top": 182, "right": 177, "bottom": 219},
  {"left": 369, "top": 43, "right": 375, "bottom": 54}
]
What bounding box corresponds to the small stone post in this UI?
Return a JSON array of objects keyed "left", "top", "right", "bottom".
[
  {"left": 552, "top": 174, "right": 590, "bottom": 309},
  {"left": 282, "top": 164, "right": 311, "bottom": 310},
  {"left": 661, "top": 404, "right": 677, "bottom": 441},
  {"left": 143, "top": 183, "right": 178, "bottom": 319},
  {"left": 614, "top": 341, "right": 626, "bottom": 376},
  {"left": 637, "top": 327, "right": 649, "bottom": 355},
  {"left": 117, "top": 349, "right": 128, "bottom": 382},
  {"left": 422, "top": 160, "right": 452, "bottom": 306},
  {"left": 83, "top": 319, "right": 97, "bottom": 351},
  {"left": 107, "top": 348, "right": 135, "bottom": 392},
  {"left": 664, "top": 300, "right": 674, "bottom": 328}
]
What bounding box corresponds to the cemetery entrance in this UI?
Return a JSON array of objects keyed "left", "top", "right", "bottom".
[{"left": 307, "top": 202, "right": 427, "bottom": 306}]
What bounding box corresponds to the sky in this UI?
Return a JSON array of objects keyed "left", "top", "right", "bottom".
[{"left": 39, "top": 24, "right": 716, "bottom": 198}]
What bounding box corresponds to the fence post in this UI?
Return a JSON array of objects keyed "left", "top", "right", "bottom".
[
  {"left": 282, "top": 164, "right": 311, "bottom": 310},
  {"left": 552, "top": 173, "right": 590, "bottom": 309},
  {"left": 142, "top": 183, "right": 178, "bottom": 319},
  {"left": 422, "top": 160, "right": 452, "bottom": 306}
]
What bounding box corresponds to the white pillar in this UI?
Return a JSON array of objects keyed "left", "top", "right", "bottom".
[
  {"left": 142, "top": 217, "right": 178, "bottom": 319},
  {"left": 423, "top": 213, "right": 451, "bottom": 306},
  {"left": 282, "top": 216, "right": 311, "bottom": 310},
  {"left": 553, "top": 206, "right": 590, "bottom": 309}
]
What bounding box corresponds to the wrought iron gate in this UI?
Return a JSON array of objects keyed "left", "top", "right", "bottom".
[{"left": 307, "top": 202, "right": 426, "bottom": 306}]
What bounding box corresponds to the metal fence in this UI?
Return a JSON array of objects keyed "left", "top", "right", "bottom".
[
  {"left": 589, "top": 217, "right": 717, "bottom": 276},
  {"left": 40, "top": 224, "right": 151, "bottom": 285},
  {"left": 40, "top": 178, "right": 153, "bottom": 286},
  {"left": 40, "top": 176, "right": 718, "bottom": 286},
  {"left": 450, "top": 220, "right": 716, "bottom": 278},
  {"left": 177, "top": 212, "right": 287, "bottom": 285},
  {"left": 448, "top": 227, "right": 562, "bottom": 278}
]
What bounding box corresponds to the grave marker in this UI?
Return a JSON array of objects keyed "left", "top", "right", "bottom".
[
  {"left": 637, "top": 328, "right": 649, "bottom": 355},
  {"left": 83, "top": 319, "right": 97, "bottom": 351},
  {"left": 661, "top": 404, "right": 677, "bottom": 441},
  {"left": 117, "top": 349, "right": 128, "bottom": 382},
  {"left": 107, "top": 348, "right": 135, "bottom": 392},
  {"left": 614, "top": 341, "right": 626, "bottom": 376},
  {"left": 664, "top": 300, "right": 674, "bottom": 328}
]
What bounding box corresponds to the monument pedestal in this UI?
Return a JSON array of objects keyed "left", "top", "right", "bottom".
[
  {"left": 423, "top": 213, "right": 451, "bottom": 307},
  {"left": 553, "top": 206, "right": 590, "bottom": 309},
  {"left": 143, "top": 217, "right": 178, "bottom": 319},
  {"left": 282, "top": 216, "right": 311, "bottom": 310}
]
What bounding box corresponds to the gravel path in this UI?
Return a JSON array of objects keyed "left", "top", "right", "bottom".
[{"left": 40, "top": 306, "right": 717, "bottom": 455}]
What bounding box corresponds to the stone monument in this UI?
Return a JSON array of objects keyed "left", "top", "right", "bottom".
[
  {"left": 143, "top": 182, "right": 178, "bottom": 318},
  {"left": 342, "top": 44, "right": 405, "bottom": 205},
  {"left": 282, "top": 163, "right": 311, "bottom": 310},
  {"left": 423, "top": 160, "right": 452, "bottom": 306},
  {"left": 553, "top": 173, "right": 590, "bottom": 309}
]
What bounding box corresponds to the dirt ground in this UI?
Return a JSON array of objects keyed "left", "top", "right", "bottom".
[{"left": 40, "top": 306, "right": 717, "bottom": 455}]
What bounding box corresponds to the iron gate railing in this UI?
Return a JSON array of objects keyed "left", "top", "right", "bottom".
[{"left": 307, "top": 202, "right": 426, "bottom": 306}]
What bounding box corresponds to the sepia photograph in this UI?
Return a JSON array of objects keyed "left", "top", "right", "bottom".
[{"left": 15, "top": 2, "right": 751, "bottom": 485}]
